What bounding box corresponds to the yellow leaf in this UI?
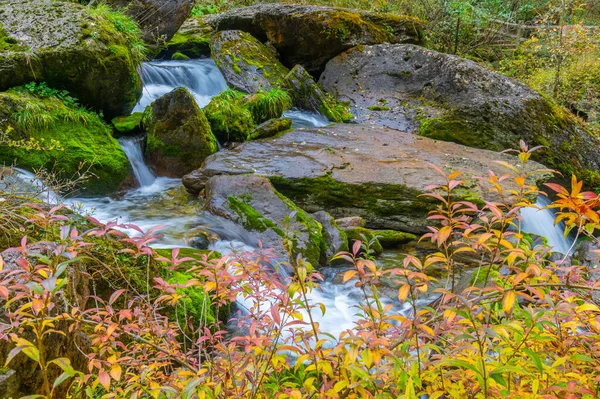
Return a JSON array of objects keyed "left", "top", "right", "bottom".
[
  {"left": 503, "top": 291, "right": 516, "bottom": 313},
  {"left": 398, "top": 284, "right": 410, "bottom": 302}
]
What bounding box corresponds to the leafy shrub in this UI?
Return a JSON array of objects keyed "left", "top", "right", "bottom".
[{"left": 4, "top": 142, "right": 600, "bottom": 397}]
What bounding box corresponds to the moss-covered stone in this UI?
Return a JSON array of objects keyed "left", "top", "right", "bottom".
[
  {"left": 171, "top": 51, "right": 190, "bottom": 60},
  {"left": 372, "top": 230, "right": 417, "bottom": 248},
  {"left": 204, "top": 89, "right": 255, "bottom": 142},
  {"left": 210, "top": 30, "right": 290, "bottom": 94},
  {"left": 144, "top": 87, "right": 218, "bottom": 176},
  {"left": 0, "top": 88, "right": 129, "bottom": 195},
  {"left": 344, "top": 227, "right": 383, "bottom": 255},
  {"left": 111, "top": 112, "right": 144, "bottom": 136},
  {"left": 245, "top": 89, "right": 292, "bottom": 124},
  {"left": 249, "top": 118, "right": 292, "bottom": 140},
  {"left": 159, "top": 16, "right": 213, "bottom": 59},
  {"left": 205, "top": 174, "right": 328, "bottom": 266},
  {"left": 0, "top": 1, "right": 144, "bottom": 118},
  {"left": 210, "top": 4, "right": 423, "bottom": 74}
]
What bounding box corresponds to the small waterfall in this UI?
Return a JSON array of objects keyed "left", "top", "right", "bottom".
[
  {"left": 520, "top": 195, "right": 575, "bottom": 254},
  {"left": 118, "top": 136, "right": 156, "bottom": 187},
  {"left": 133, "top": 59, "right": 228, "bottom": 112},
  {"left": 283, "top": 109, "right": 331, "bottom": 128}
]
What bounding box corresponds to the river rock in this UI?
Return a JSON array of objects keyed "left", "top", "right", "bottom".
[
  {"left": 284, "top": 65, "right": 352, "bottom": 123},
  {"left": 336, "top": 216, "right": 366, "bottom": 229},
  {"left": 319, "top": 44, "right": 600, "bottom": 186},
  {"left": 250, "top": 118, "right": 292, "bottom": 140},
  {"left": 0, "top": 0, "right": 143, "bottom": 118},
  {"left": 160, "top": 16, "right": 213, "bottom": 59},
  {"left": 344, "top": 227, "right": 384, "bottom": 255},
  {"left": 183, "top": 124, "right": 551, "bottom": 234},
  {"left": 312, "top": 211, "right": 349, "bottom": 263},
  {"left": 211, "top": 30, "right": 290, "bottom": 94},
  {"left": 205, "top": 174, "right": 329, "bottom": 266},
  {"left": 209, "top": 4, "right": 423, "bottom": 74},
  {"left": 143, "top": 87, "right": 218, "bottom": 177},
  {"left": 105, "top": 0, "right": 194, "bottom": 44}
]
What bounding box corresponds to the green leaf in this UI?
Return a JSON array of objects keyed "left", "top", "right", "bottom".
[{"left": 524, "top": 348, "right": 544, "bottom": 374}]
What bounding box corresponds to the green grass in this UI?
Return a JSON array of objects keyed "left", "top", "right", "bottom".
[
  {"left": 245, "top": 89, "right": 292, "bottom": 124},
  {"left": 88, "top": 4, "right": 147, "bottom": 66}
]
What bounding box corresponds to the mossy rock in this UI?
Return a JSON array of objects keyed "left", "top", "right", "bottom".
[
  {"left": 111, "top": 112, "right": 144, "bottom": 136},
  {"left": 210, "top": 30, "right": 290, "bottom": 94},
  {"left": 0, "top": 88, "right": 130, "bottom": 195},
  {"left": 159, "top": 16, "right": 213, "bottom": 59},
  {"left": 284, "top": 64, "right": 351, "bottom": 123},
  {"left": 245, "top": 89, "right": 292, "bottom": 124},
  {"left": 344, "top": 227, "right": 383, "bottom": 255},
  {"left": 143, "top": 87, "right": 218, "bottom": 176},
  {"left": 372, "top": 230, "right": 417, "bottom": 248},
  {"left": 0, "top": 0, "right": 144, "bottom": 118},
  {"left": 171, "top": 51, "right": 190, "bottom": 60},
  {"left": 250, "top": 118, "right": 292, "bottom": 140},
  {"left": 204, "top": 89, "right": 254, "bottom": 142},
  {"left": 205, "top": 174, "right": 329, "bottom": 267},
  {"left": 320, "top": 43, "right": 600, "bottom": 188},
  {"left": 210, "top": 4, "right": 423, "bottom": 74},
  {"left": 312, "top": 211, "right": 348, "bottom": 264}
]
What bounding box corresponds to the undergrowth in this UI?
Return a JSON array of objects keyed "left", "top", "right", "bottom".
[{"left": 3, "top": 142, "right": 600, "bottom": 397}]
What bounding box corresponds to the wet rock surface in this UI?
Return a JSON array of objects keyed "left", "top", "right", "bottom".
[
  {"left": 209, "top": 4, "right": 423, "bottom": 74},
  {"left": 319, "top": 44, "right": 600, "bottom": 185},
  {"left": 184, "top": 124, "right": 551, "bottom": 233},
  {"left": 204, "top": 174, "right": 329, "bottom": 266}
]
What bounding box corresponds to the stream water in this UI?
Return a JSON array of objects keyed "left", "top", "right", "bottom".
[{"left": 27, "top": 58, "right": 573, "bottom": 337}]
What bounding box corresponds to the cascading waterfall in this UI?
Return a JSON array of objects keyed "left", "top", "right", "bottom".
[
  {"left": 520, "top": 195, "right": 575, "bottom": 254},
  {"left": 118, "top": 136, "right": 156, "bottom": 187},
  {"left": 133, "top": 59, "right": 229, "bottom": 112}
]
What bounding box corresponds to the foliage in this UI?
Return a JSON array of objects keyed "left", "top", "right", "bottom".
[{"left": 4, "top": 141, "right": 600, "bottom": 397}]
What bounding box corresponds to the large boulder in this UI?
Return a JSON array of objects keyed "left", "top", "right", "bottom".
[
  {"left": 143, "top": 87, "right": 218, "bottom": 177},
  {"left": 0, "top": 88, "right": 130, "bottom": 195},
  {"left": 183, "top": 124, "right": 551, "bottom": 234},
  {"left": 204, "top": 174, "right": 328, "bottom": 266},
  {"left": 312, "top": 211, "right": 348, "bottom": 264},
  {"left": 105, "top": 0, "right": 194, "bottom": 44},
  {"left": 159, "top": 16, "right": 213, "bottom": 59},
  {"left": 209, "top": 4, "right": 424, "bottom": 74},
  {"left": 210, "top": 30, "right": 290, "bottom": 94},
  {"left": 0, "top": 0, "right": 143, "bottom": 118},
  {"left": 319, "top": 44, "right": 600, "bottom": 186}
]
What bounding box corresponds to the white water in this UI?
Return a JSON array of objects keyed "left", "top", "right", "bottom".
[
  {"left": 118, "top": 136, "right": 156, "bottom": 187},
  {"left": 283, "top": 109, "right": 331, "bottom": 128},
  {"left": 520, "top": 195, "right": 575, "bottom": 254},
  {"left": 132, "top": 59, "right": 228, "bottom": 112}
]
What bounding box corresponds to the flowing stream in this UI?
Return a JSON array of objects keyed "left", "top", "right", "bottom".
[
  {"left": 47, "top": 58, "right": 574, "bottom": 338},
  {"left": 520, "top": 195, "right": 575, "bottom": 255}
]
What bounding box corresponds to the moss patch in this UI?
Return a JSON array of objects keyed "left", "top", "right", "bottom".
[
  {"left": 372, "top": 230, "right": 417, "bottom": 248},
  {"left": 171, "top": 51, "right": 189, "bottom": 60},
  {"left": 0, "top": 87, "right": 129, "bottom": 195},
  {"left": 111, "top": 112, "right": 143, "bottom": 135},
  {"left": 0, "top": 26, "right": 27, "bottom": 51},
  {"left": 204, "top": 90, "right": 255, "bottom": 142}
]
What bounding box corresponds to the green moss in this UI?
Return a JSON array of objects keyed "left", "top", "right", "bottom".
[
  {"left": 111, "top": 112, "right": 143, "bottom": 135},
  {"left": 368, "top": 105, "right": 390, "bottom": 111},
  {"left": 245, "top": 89, "right": 292, "bottom": 124},
  {"left": 227, "top": 196, "right": 284, "bottom": 235},
  {"left": 372, "top": 230, "right": 416, "bottom": 248},
  {"left": 204, "top": 90, "right": 255, "bottom": 142},
  {"left": 320, "top": 96, "right": 353, "bottom": 123},
  {"left": 167, "top": 271, "right": 215, "bottom": 326},
  {"left": 171, "top": 51, "right": 189, "bottom": 60},
  {"left": 0, "top": 89, "right": 129, "bottom": 195},
  {"left": 0, "top": 26, "right": 28, "bottom": 51},
  {"left": 212, "top": 30, "right": 289, "bottom": 91},
  {"left": 162, "top": 17, "right": 212, "bottom": 59},
  {"left": 418, "top": 116, "right": 496, "bottom": 150},
  {"left": 345, "top": 227, "right": 383, "bottom": 255}
]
